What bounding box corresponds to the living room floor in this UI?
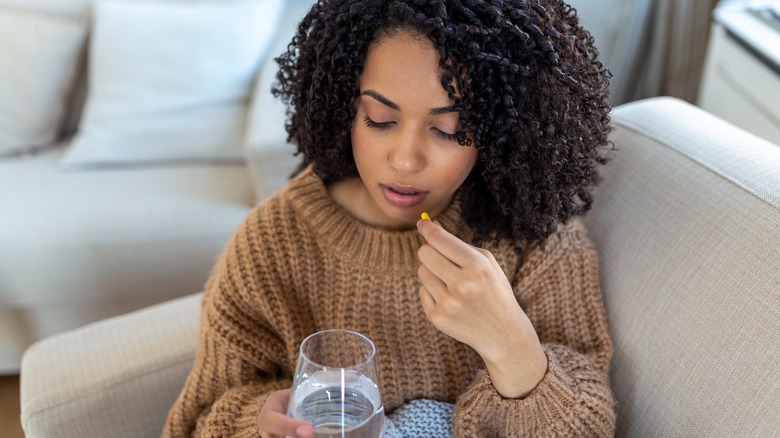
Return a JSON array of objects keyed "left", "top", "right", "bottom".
[{"left": 1, "top": 374, "right": 24, "bottom": 438}]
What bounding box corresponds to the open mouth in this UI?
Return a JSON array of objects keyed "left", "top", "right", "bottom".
[
  {"left": 389, "top": 187, "right": 418, "bottom": 195},
  {"left": 380, "top": 184, "right": 428, "bottom": 208}
]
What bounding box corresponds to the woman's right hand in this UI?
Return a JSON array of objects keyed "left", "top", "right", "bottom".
[{"left": 257, "top": 389, "right": 314, "bottom": 438}]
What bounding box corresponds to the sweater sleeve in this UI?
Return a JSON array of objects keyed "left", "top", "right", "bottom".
[
  {"left": 452, "top": 221, "right": 616, "bottom": 437},
  {"left": 162, "top": 207, "right": 312, "bottom": 437}
]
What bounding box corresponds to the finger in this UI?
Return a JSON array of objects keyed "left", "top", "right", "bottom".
[
  {"left": 258, "top": 390, "right": 313, "bottom": 438},
  {"left": 417, "top": 219, "right": 480, "bottom": 268},
  {"left": 419, "top": 285, "right": 436, "bottom": 317},
  {"left": 265, "top": 388, "right": 291, "bottom": 411},
  {"left": 418, "top": 243, "right": 461, "bottom": 283},
  {"left": 418, "top": 264, "right": 447, "bottom": 299},
  {"left": 259, "top": 411, "right": 312, "bottom": 438}
]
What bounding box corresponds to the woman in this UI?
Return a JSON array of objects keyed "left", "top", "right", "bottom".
[{"left": 164, "top": 1, "right": 614, "bottom": 436}]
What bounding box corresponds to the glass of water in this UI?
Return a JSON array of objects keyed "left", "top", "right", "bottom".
[{"left": 288, "top": 329, "right": 385, "bottom": 438}]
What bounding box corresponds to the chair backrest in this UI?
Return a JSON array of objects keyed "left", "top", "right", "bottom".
[{"left": 584, "top": 97, "right": 780, "bottom": 436}]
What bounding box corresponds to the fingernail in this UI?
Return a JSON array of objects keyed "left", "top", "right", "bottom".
[{"left": 296, "top": 425, "right": 309, "bottom": 437}]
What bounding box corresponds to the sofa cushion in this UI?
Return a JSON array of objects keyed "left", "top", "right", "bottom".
[
  {"left": 243, "top": 0, "right": 311, "bottom": 200},
  {"left": 60, "top": 0, "right": 285, "bottom": 169},
  {"left": 0, "top": 8, "right": 86, "bottom": 157},
  {"left": 0, "top": 148, "right": 252, "bottom": 309},
  {"left": 584, "top": 97, "right": 780, "bottom": 436},
  {"left": 0, "top": 0, "right": 90, "bottom": 18},
  {"left": 0, "top": 0, "right": 92, "bottom": 145}
]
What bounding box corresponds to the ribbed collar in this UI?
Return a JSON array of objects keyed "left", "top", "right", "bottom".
[{"left": 288, "top": 166, "right": 465, "bottom": 272}]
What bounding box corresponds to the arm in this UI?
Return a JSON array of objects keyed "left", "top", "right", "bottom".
[
  {"left": 163, "top": 214, "right": 313, "bottom": 437},
  {"left": 452, "top": 220, "right": 615, "bottom": 437}
]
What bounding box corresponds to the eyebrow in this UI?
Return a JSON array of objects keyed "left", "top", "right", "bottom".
[{"left": 360, "top": 90, "right": 458, "bottom": 115}]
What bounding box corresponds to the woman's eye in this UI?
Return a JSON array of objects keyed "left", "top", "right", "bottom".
[
  {"left": 363, "top": 115, "right": 458, "bottom": 142},
  {"left": 363, "top": 116, "right": 393, "bottom": 129},
  {"left": 433, "top": 128, "right": 458, "bottom": 142}
]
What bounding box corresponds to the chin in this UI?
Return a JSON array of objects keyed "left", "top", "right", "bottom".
[{"left": 379, "top": 208, "right": 419, "bottom": 229}]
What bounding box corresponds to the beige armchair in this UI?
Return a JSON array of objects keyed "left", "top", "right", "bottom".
[{"left": 19, "top": 97, "right": 780, "bottom": 437}]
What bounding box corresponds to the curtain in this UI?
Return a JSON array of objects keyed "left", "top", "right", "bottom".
[{"left": 600, "top": 0, "right": 720, "bottom": 106}]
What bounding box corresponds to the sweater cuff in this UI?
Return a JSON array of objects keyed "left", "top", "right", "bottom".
[
  {"left": 453, "top": 345, "right": 614, "bottom": 437},
  {"left": 197, "top": 379, "right": 292, "bottom": 438}
]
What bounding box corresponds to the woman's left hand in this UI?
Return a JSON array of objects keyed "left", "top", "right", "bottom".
[{"left": 416, "top": 219, "right": 547, "bottom": 398}]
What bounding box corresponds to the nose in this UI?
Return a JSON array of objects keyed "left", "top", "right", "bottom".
[{"left": 388, "top": 127, "right": 425, "bottom": 175}]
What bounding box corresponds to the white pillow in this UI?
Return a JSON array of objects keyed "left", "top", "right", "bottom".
[
  {"left": 244, "top": 0, "right": 311, "bottom": 200},
  {"left": 60, "top": 0, "right": 285, "bottom": 168},
  {"left": 0, "top": 8, "right": 86, "bottom": 157},
  {"left": 0, "top": 1, "right": 90, "bottom": 18}
]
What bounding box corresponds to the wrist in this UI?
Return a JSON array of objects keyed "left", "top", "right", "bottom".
[{"left": 482, "top": 338, "right": 547, "bottom": 399}]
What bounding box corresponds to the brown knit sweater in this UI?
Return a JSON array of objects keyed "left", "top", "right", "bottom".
[{"left": 162, "top": 167, "right": 615, "bottom": 437}]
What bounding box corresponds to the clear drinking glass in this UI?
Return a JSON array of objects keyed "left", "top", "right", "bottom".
[{"left": 288, "top": 329, "right": 385, "bottom": 438}]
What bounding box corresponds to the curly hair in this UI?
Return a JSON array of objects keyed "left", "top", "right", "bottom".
[{"left": 272, "top": 0, "right": 612, "bottom": 249}]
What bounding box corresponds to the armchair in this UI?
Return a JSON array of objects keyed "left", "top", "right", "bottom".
[{"left": 20, "top": 97, "right": 780, "bottom": 436}]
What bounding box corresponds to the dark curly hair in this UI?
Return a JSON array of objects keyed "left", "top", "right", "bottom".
[{"left": 272, "top": 0, "right": 612, "bottom": 249}]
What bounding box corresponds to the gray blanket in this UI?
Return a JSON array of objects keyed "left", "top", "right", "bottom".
[{"left": 384, "top": 399, "right": 454, "bottom": 438}]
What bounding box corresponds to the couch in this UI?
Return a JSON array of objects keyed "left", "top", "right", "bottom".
[
  {"left": 18, "top": 97, "right": 780, "bottom": 436},
  {"left": 0, "top": 0, "right": 307, "bottom": 374}
]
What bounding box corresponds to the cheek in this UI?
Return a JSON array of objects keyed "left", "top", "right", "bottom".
[
  {"left": 351, "top": 124, "right": 379, "bottom": 166},
  {"left": 351, "top": 124, "right": 366, "bottom": 153},
  {"left": 453, "top": 149, "right": 478, "bottom": 178},
  {"left": 437, "top": 149, "right": 478, "bottom": 189}
]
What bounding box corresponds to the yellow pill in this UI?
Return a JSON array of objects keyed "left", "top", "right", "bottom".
[{"left": 421, "top": 212, "right": 431, "bottom": 221}]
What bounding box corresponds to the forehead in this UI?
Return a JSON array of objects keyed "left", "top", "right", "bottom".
[{"left": 359, "top": 32, "right": 453, "bottom": 108}]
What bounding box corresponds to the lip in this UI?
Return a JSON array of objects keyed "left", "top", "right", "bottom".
[{"left": 380, "top": 183, "right": 428, "bottom": 208}]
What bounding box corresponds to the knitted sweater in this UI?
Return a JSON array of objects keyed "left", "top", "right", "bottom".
[{"left": 162, "top": 167, "right": 616, "bottom": 437}]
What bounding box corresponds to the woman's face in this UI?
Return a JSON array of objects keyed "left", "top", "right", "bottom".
[{"left": 351, "top": 31, "right": 478, "bottom": 230}]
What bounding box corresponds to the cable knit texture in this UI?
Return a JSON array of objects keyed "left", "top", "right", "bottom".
[{"left": 162, "top": 166, "right": 615, "bottom": 437}]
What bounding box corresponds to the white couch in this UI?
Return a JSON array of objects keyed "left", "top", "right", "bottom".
[
  {"left": 0, "top": 0, "right": 307, "bottom": 374},
  {"left": 18, "top": 97, "right": 780, "bottom": 436}
]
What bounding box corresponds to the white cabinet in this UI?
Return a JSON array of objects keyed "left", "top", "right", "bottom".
[{"left": 698, "top": 2, "right": 780, "bottom": 146}]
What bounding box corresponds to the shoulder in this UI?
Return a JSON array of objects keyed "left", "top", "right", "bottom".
[
  {"left": 543, "top": 218, "right": 594, "bottom": 254},
  {"left": 479, "top": 219, "right": 595, "bottom": 278},
  {"left": 241, "top": 167, "right": 321, "bottom": 233},
  {"left": 217, "top": 168, "right": 323, "bottom": 269},
  {"left": 202, "top": 169, "right": 324, "bottom": 314},
  {"left": 517, "top": 218, "right": 597, "bottom": 278}
]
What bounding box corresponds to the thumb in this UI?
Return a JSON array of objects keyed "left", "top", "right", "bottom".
[{"left": 292, "top": 422, "right": 314, "bottom": 438}]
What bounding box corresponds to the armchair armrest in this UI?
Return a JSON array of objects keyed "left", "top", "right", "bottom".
[
  {"left": 585, "top": 97, "right": 780, "bottom": 436},
  {"left": 20, "top": 293, "right": 202, "bottom": 438}
]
